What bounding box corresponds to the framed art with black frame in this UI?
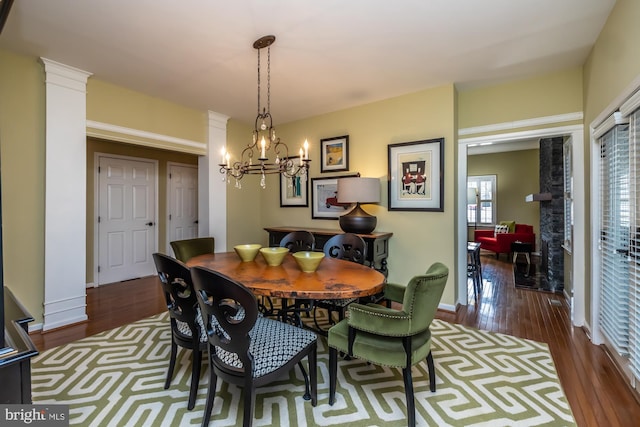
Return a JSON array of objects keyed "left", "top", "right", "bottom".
[
  {"left": 280, "top": 171, "right": 308, "bottom": 207},
  {"left": 320, "top": 135, "right": 349, "bottom": 173},
  {"left": 388, "top": 137, "right": 444, "bottom": 211},
  {"left": 311, "top": 173, "right": 359, "bottom": 219}
]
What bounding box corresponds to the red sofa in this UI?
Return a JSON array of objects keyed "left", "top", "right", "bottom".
[{"left": 474, "top": 224, "right": 535, "bottom": 259}]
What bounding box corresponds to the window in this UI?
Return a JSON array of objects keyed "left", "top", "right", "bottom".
[
  {"left": 563, "top": 138, "right": 573, "bottom": 251},
  {"left": 467, "top": 175, "right": 496, "bottom": 226}
]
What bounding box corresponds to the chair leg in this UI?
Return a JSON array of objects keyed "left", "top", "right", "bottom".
[
  {"left": 309, "top": 342, "right": 317, "bottom": 406},
  {"left": 297, "top": 361, "right": 311, "bottom": 401},
  {"left": 188, "top": 349, "right": 202, "bottom": 410},
  {"left": 426, "top": 351, "right": 436, "bottom": 392},
  {"left": 201, "top": 359, "right": 217, "bottom": 427},
  {"left": 165, "top": 340, "right": 178, "bottom": 389},
  {"left": 402, "top": 367, "right": 416, "bottom": 427},
  {"left": 329, "top": 347, "right": 337, "bottom": 405},
  {"left": 243, "top": 381, "right": 256, "bottom": 427}
]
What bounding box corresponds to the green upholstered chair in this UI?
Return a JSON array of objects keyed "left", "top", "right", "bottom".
[
  {"left": 328, "top": 262, "right": 449, "bottom": 427},
  {"left": 170, "top": 237, "right": 215, "bottom": 262}
]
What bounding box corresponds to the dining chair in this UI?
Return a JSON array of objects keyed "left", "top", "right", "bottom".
[
  {"left": 279, "top": 230, "right": 315, "bottom": 253},
  {"left": 313, "top": 233, "right": 367, "bottom": 332},
  {"left": 328, "top": 262, "right": 449, "bottom": 427},
  {"left": 190, "top": 266, "right": 318, "bottom": 427},
  {"left": 152, "top": 253, "right": 207, "bottom": 411},
  {"left": 170, "top": 237, "right": 215, "bottom": 263},
  {"left": 278, "top": 230, "right": 316, "bottom": 321}
]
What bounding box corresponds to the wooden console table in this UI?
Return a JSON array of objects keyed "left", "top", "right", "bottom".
[{"left": 264, "top": 226, "right": 392, "bottom": 276}]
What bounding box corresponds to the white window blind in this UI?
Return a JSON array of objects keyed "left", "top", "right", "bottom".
[
  {"left": 563, "top": 138, "right": 573, "bottom": 250},
  {"left": 599, "top": 123, "right": 630, "bottom": 356},
  {"left": 629, "top": 109, "right": 640, "bottom": 380}
]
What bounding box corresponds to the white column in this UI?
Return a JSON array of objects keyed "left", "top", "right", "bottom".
[
  {"left": 40, "top": 58, "right": 92, "bottom": 331},
  {"left": 199, "top": 111, "right": 229, "bottom": 251}
]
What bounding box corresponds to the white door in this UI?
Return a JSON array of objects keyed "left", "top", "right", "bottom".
[
  {"left": 167, "top": 163, "right": 198, "bottom": 255},
  {"left": 97, "top": 155, "right": 157, "bottom": 285}
]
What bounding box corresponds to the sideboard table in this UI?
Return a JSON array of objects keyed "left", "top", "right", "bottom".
[{"left": 264, "top": 226, "right": 393, "bottom": 276}]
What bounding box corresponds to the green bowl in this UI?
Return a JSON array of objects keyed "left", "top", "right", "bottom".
[
  {"left": 260, "top": 247, "right": 289, "bottom": 266},
  {"left": 234, "top": 244, "right": 262, "bottom": 262},
  {"left": 292, "top": 251, "right": 325, "bottom": 273}
]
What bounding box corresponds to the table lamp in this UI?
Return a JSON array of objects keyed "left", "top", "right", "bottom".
[{"left": 337, "top": 177, "right": 381, "bottom": 234}]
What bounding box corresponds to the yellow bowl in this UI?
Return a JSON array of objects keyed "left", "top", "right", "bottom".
[
  {"left": 292, "top": 251, "right": 325, "bottom": 273},
  {"left": 234, "top": 244, "right": 262, "bottom": 262},
  {"left": 260, "top": 247, "right": 289, "bottom": 266}
]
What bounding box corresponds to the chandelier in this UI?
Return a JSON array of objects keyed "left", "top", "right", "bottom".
[{"left": 220, "top": 35, "right": 310, "bottom": 189}]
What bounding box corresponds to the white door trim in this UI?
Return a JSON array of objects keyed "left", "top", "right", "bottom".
[
  {"left": 93, "top": 152, "right": 159, "bottom": 286},
  {"left": 457, "top": 123, "right": 585, "bottom": 328}
]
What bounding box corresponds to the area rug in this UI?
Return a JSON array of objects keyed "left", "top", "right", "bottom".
[{"left": 31, "top": 312, "right": 576, "bottom": 426}]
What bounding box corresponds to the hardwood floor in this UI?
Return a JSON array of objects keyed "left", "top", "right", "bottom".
[{"left": 29, "top": 254, "right": 640, "bottom": 426}]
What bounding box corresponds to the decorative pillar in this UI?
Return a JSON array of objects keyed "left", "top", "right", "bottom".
[
  {"left": 199, "top": 111, "right": 229, "bottom": 251},
  {"left": 539, "top": 137, "right": 565, "bottom": 291},
  {"left": 40, "top": 58, "right": 92, "bottom": 331}
]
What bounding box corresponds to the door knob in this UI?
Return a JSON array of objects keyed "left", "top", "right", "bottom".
[{"left": 146, "top": 222, "right": 155, "bottom": 226}]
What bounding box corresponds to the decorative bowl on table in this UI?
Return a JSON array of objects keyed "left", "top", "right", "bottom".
[
  {"left": 292, "top": 251, "right": 325, "bottom": 273},
  {"left": 234, "top": 244, "right": 262, "bottom": 262},
  {"left": 259, "top": 247, "right": 289, "bottom": 266}
]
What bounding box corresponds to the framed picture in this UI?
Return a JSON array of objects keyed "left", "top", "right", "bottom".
[
  {"left": 320, "top": 135, "right": 349, "bottom": 173},
  {"left": 311, "top": 173, "right": 359, "bottom": 219},
  {"left": 388, "top": 138, "right": 444, "bottom": 211},
  {"left": 280, "top": 170, "right": 309, "bottom": 207}
]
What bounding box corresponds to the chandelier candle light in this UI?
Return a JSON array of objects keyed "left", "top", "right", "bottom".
[{"left": 219, "top": 35, "right": 310, "bottom": 189}]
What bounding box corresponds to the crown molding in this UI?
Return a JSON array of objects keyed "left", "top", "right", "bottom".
[{"left": 459, "top": 112, "right": 583, "bottom": 136}]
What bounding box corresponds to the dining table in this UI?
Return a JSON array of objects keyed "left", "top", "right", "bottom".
[
  {"left": 186, "top": 251, "right": 386, "bottom": 327},
  {"left": 187, "top": 251, "right": 386, "bottom": 300}
]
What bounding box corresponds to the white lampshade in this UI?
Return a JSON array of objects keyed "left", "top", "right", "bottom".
[{"left": 337, "top": 177, "right": 381, "bottom": 204}]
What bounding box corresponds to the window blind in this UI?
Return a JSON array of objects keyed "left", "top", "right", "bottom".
[
  {"left": 599, "top": 123, "right": 630, "bottom": 356},
  {"left": 629, "top": 109, "right": 640, "bottom": 380}
]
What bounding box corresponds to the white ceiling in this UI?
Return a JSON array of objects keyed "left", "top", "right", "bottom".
[{"left": 0, "top": 0, "right": 615, "bottom": 126}]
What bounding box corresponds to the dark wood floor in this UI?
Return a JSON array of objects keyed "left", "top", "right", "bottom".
[{"left": 30, "top": 254, "right": 640, "bottom": 426}]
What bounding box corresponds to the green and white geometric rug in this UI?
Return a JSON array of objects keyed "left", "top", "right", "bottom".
[{"left": 32, "top": 312, "right": 576, "bottom": 426}]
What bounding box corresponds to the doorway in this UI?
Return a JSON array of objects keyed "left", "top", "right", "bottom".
[
  {"left": 96, "top": 154, "right": 158, "bottom": 285},
  {"left": 457, "top": 123, "right": 585, "bottom": 326}
]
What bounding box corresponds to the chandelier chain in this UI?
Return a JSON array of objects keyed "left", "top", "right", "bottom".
[
  {"left": 257, "top": 47, "right": 261, "bottom": 115},
  {"left": 267, "top": 45, "right": 271, "bottom": 115}
]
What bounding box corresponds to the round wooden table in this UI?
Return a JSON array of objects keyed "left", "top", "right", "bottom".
[{"left": 187, "top": 251, "right": 386, "bottom": 300}]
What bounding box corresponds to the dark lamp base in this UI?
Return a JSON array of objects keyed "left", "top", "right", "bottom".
[{"left": 339, "top": 203, "right": 377, "bottom": 234}]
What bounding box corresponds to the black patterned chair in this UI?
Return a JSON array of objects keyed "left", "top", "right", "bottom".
[
  {"left": 170, "top": 237, "right": 215, "bottom": 263},
  {"left": 190, "top": 266, "right": 318, "bottom": 427},
  {"left": 328, "top": 262, "right": 449, "bottom": 427},
  {"left": 152, "top": 253, "right": 207, "bottom": 410},
  {"left": 313, "top": 233, "right": 367, "bottom": 332},
  {"left": 279, "top": 230, "right": 315, "bottom": 253},
  {"left": 278, "top": 231, "right": 315, "bottom": 320}
]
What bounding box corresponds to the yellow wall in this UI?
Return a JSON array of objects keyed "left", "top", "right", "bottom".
[
  {"left": 458, "top": 67, "right": 583, "bottom": 130},
  {"left": 87, "top": 80, "right": 207, "bottom": 144},
  {"left": 0, "top": 50, "right": 45, "bottom": 320},
  {"left": 583, "top": 0, "right": 640, "bottom": 323},
  {"left": 250, "top": 85, "right": 458, "bottom": 304},
  {"left": 468, "top": 149, "right": 541, "bottom": 246}
]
